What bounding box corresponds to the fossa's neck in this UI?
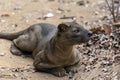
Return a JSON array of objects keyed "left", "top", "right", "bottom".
[{"left": 50, "top": 34, "right": 74, "bottom": 56}]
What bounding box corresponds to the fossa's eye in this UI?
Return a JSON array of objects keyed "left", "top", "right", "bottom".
[{"left": 73, "top": 29, "right": 80, "bottom": 33}]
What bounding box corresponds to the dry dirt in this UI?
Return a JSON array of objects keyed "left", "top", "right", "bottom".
[{"left": 0, "top": 0, "right": 119, "bottom": 80}]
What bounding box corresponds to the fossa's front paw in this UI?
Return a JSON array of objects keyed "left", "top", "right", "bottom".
[
  {"left": 66, "top": 62, "right": 81, "bottom": 74},
  {"left": 50, "top": 68, "right": 67, "bottom": 77},
  {"left": 66, "top": 66, "right": 79, "bottom": 74}
]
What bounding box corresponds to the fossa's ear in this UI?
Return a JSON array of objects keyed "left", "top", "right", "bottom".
[{"left": 58, "top": 23, "right": 70, "bottom": 32}]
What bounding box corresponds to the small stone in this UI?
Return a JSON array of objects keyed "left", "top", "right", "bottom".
[
  {"left": 101, "top": 60, "right": 112, "bottom": 66},
  {"left": 14, "top": 7, "right": 22, "bottom": 10},
  {"left": 114, "top": 56, "right": 120, "bottom": 63},
  {"left": 95, "top": 11, "right": 99, "bottom": 15},
  {"left": 25, "top": 20, "right": 29, "bottom": 23},
  {"left": 48, "top": 0, "right": 55, "bottom": 1},
  {"left": 58, "top": 0, "right": 64, "bottom": 3},
  {"left": 80, "top": 16, "right": 84, "bottom": 20},
  {"left": 102, "top": 68, "right": 108, "bottom": 73},
  {"left": 12, "top": 12, "right": 15, "bottom": 15},
  {"left": 0, "top": 53, "right": 5, "bottom": 56},
  {"left": 11, "top": 24, "right": 18, "bottom": 28},
  {"left": 114, "top": 0, "right": 119, "bottom": 4},
  {"left": 32, "top": 0, "right": 39, "bottom": 2},
  {"left": 86, "top": 0, "right": 90, "bottom": 3},
  {"left": 77, "top": 1, "right": 85, "bottom": 6},
  {"left": 1, "top": 19, "right": 6, "bottom": 23},
  {"left": 44, "top": 13, "right": 54, "bottom": 18},
  {"left": 43, "top": 13, "right": 54, "bottom": 20},
  {"left": 56, "top": 8, "right": 64, "bottom": 14},
  {"left": 112, "top": 76, "right": 119, "bottom": 80},
  {"left": 12, "top": 74, "right": 19, "bottom": 77},
  {"left": 67, "top": 72, "right": 74, "bottom": 79}
]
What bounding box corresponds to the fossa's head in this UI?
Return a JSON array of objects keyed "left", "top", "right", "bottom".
[{"left": 57, "top": 22, "right": 93, "bottom": 45}]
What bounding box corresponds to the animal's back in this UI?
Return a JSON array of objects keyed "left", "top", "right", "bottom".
[
  {"left": 13, "top": 23, "right": 57, "bottom": 52},
  {"left": 38, "top": 23, "right": 57, "bottom": 37}
]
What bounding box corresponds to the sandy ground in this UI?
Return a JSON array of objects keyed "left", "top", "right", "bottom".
[{"left": 0, "top": 0, "right": 119, "bottom": 80}]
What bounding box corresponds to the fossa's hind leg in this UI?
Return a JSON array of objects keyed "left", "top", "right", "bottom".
[{"left": 10, "top": 42, "right": 23, "bottom": 56}]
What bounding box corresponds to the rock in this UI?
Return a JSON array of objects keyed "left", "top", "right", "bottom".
[
  {"left": 80, "top": 16, "right": 84, "bottom": 19},
  {"left": 112, "top": 72, "right": 119, "bottom": 80},
  {"left": 86, "top": 0, "right": 90, "bottom": 4},
  {"left": 11, "top": 24, "right": 18, "bottom": 28},
  {"left": 43, "top": 13, "right": 54, "bottom": 20},
  {"left": 77, "top": 1, "right": 85, "bottom": 6},
  {"left": 101, "top": 60, "right": 112, "bottom": 66},
  {"left": 58, "top": 0, "right": 64, "bottom": 3},
  {"left": 84, "top": 66, "right": 92, "bottom": 72},
  {"left": 0, "top": 19, "right": 6, "bottom": 23},
  {"left": 95, "top": 11, "right": 99, "bottom": 15},
  {"left": 25, "top": 20, "right": 29, "bottom": 23},
  {"left": 114, "top": 0, "right": 120, "bottom": 4},
  {"left": 56, "top": 8, "right": 64, "bottom": 14},
  {"left": 32, "top": 0, "right": 39, "bottom": 2},
  {"left": 112, "top": 76, "right": 119, "bottom": 80},
  {"left": 12, "top": 12, "right": 15, "bottom": 15},
  {"left": 102, "top": 68, "right": 108, "bottom": 73},
  {"left": 48, "top": 0, "right": 55, "bottom": 1},
  {"left": 13, "top": 7, "right": 22, "bottom": 10},
  {"left": 67, "top": 72, "right": 74, "bottom": 79},
  {"left": 21, "top": 77, "right": 30, "bottom": 80},
  {"left": 114, "top": 55, "right": 120, "bottom": 63},
  {"left": 12, "top": 74, "right": 19, "bottom": 77},
  {"left": 0, "top": 53, "right": 5, "bottom": 56}
]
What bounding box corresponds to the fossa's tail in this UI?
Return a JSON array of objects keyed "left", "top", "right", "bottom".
[{"left": 0, "top": 30, "right": 26, "bottom": 40}]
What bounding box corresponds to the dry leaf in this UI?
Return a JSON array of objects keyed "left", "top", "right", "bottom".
[
  {"left": 113, "top": 22, "right": 120, "bottom": 28},
  {"left": 1, "top": 14, "right": 10, "bottom": 17},
  {"left": 103, "top": 24, "right": 112, "bottom": 34},
  {"left": 114, "top": 56, "right": 120, "bottom": 63},
  {"left": 90, "top": 26, "right": 105, "bottom": 34}
]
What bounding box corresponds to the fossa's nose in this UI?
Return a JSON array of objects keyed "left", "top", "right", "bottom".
[{"left": 88, "top": 31, "right": 93, "bottom": 37}]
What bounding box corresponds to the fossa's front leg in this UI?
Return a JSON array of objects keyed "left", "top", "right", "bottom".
[
  {"left": 33, "top": 51, "right": 67, "bottom": 77},
  {"left": 65, "top": 62, "right": 80, "bottom": 74}
]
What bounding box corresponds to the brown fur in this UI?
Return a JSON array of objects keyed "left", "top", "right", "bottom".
[{"left": 0, "top": 22, "right": 92, "bottom": 77}]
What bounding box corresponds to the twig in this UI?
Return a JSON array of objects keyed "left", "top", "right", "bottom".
[
  {"left": 116, "top": 0, "right": 120, "bottom": 21},
  {"left": 60, "top": 15, "right": 76, "bottom": 19},
  {"left": 112, "top": 0, "right": 116, "bottom": 22},
  {"left": 112, "top": 28, "right": 120, "bottom": 33},
  {"left": 105, "top": 0, "right": 113, "bottom": 17},
  {"left": 105, "top": 0, "right": 116, "bottom": 22}
]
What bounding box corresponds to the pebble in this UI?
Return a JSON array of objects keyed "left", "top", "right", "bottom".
[
  {"left": 58, "top": 0, "right": 64, "bottom": 3},
  {"left": 77, "top": 1, "right": 85, "bottom": 6},
  {"left": 102, "top": 68, "right": 108, "bottom": 73},
  {"left": 11, "top": 24, "right": 18, "bottom": 28},
  {"left": 0, "top": 19, "right": 6, "bottom": 23},
  {"left": 45, "top": 13, "right": 54, "bottom": 17},
  {"left": 56, "top": 8, "right": 64, "bottom": 14},
  {"left": 43, "top": 13, "right": 54, "bottom": 19},
  {"left": 95, "top": 11, "right": 99, "bottom": 15},
  {"left": 48, "top": 0, "right": 55, "bottom": 1},
  {"left": 0, "top": 53, "right": 5, "bottom": 56},
  {"left": 114, "top": 56, "right": 120, "bottom": 63}
]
